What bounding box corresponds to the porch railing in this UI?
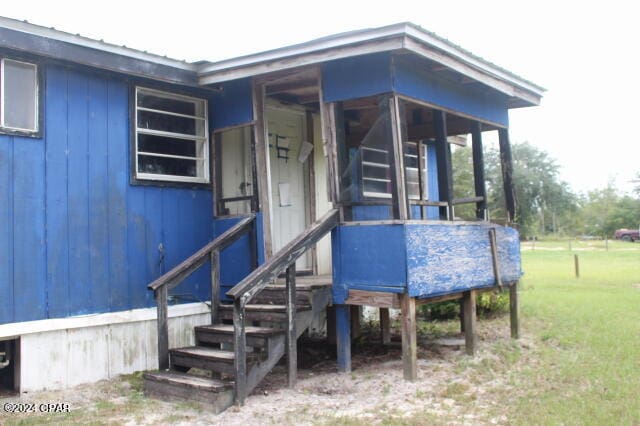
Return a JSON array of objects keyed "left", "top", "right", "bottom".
[
  {"left": 148, "top": 214, "right": 256, "bottom": 370},
  {"left": 226, "top": 208, "right": 340, "bottom": 404}
]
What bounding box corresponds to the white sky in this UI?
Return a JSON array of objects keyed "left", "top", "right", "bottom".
[{"left": 3, "top": 0, "right": 639, "bottom": 194}]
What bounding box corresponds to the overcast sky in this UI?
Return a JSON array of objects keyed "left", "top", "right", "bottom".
[{"left": 3, "top": 1, "right": 639, "bottom": 194}]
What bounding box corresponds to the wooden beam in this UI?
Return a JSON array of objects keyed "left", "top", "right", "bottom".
[
  {"left": 233, "top": 300, "right": 247, "bottom": 405},
  {"left": 462, "top": 290, "right": 477, "bottom": 356},
  {"left": 433, "top": 110, "right": 453, "bottom": 219},
  {"left": 336, "top": 305, "right": 351, "bottom": 373},
  {"left": 400, "top": 294, "right": 417, "bottom": 381},
  {"left": 380, "top": 308, "right": 391, "bottom": 345},
  {"left": 155, "top": 286, "right": 169, "bottom": 370},
  {"left": 345, "top": 289, "right": 401, "bottom": 308},
  {"left": 306, "top": 111, "right": 318, "bottom": 275},
  {"left": 210, "top": 249, "right": 220, "bottom": 324},
  {"left": 509, "top": 282, "right": 520, "bottom": 339},
  {"left": 498, "top": 128, "right": 516, "bottom": 224},
  {"left": 389, "top": 95, "right": 409, "bottom": 220},
  {"left": 252, "top": 81, "right": 274, "bottom": 258},
  {"left": 471, "top": 121, "right": 487, "bottom": 220},
  {"left": 285, "top": 263, "right": 297, "bottom": 388}
]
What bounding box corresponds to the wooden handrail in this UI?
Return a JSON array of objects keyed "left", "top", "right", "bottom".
[
  {"left": 452, "top": 196, "right": 485, "bottom": 206},
  {"left": 228, "top": 208, "right": 339, "bottom": 404},
  {"left": 227, "top": 209, "right": 339, "bottom": 305},
  {"left": 149, "top": 213, "right": 256, "bottom": 370},
  {"left": 148, "top": 214, "right": 255, "bottom": 291}
]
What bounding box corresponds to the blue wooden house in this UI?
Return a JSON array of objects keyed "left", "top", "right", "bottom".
[{"left": 0, "top": 17, "right": 543, "bottom": 409}]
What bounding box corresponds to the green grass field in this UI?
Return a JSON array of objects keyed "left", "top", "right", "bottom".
[{"left": 512, "top": 239, "right": 640, "bottom": 424}]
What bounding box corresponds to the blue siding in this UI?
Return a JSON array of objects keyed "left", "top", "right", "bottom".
[
  {"left": 211, "top": 78, "right": 254, "bottom": 130},
  {"left": 0, "top": 65, "right": 214, "bottom": 325},
  {"left": 322, "top": 52, "right": 393, "bottom": 103},
  {"left": 393, "top": 55, "right": 509, "bottom": 127},
  {"left": 331, "top": 224, "right": 407, "bottom": 304}
]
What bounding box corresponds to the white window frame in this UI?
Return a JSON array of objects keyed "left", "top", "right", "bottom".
[
  {"left": 0, "top": 58, "right": 39, "bottom": 133},
  {"left": 135, "top": 87, "right": 210, "bottom": 184}
]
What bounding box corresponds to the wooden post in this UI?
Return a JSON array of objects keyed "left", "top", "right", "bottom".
[
  {"left": 326, "top": 306, "right": 336, "bottom": 345},
  {"left": 210, "top": 249, "right": 220, "bottom": 324},
  {"left": 389, "top": 95, "right": 409, "bottom": 220},
  {"left": 498, "top": 128, "right": 516, "bottom": 224},
  {"left": 285, "top": 263, "right": 297, "bottom": 388},
  {"left": 252, "top": 81, "right": 273, "bottom": 259},
  {"left": 459, "top": 299, "right": 465, "bottom": 333},
  {"left": 155, "top": 286, "right": 169, "bottom": 370},
  {"left": 335, "top": 305, "right": 351, "bottom": 373},
  {"left": 380, "top": 307, "right": 391, "bottom": 345},
  {"left": 574, "top": 254, "right": 580, "bottom": 278},
  {"left": 233, "top": 300, "right": 247, "bottom": 405},
  {"left": 350, "top": 305, "right": 362, "bottom": 339},
  {"left": 433, "top": 110, "right": 453, "bottom": 220},
  {"left": 509, "top": 282, "right": 520, "bottom": 339},
  {"left": 400, "top": 294, "right": 417, "bottom": 381},
  {"left": 462, "top": 290, "right": 477, "bottom": 356},
  {"left": 471, "top": 121, "right": 487, "bottom": 220}
]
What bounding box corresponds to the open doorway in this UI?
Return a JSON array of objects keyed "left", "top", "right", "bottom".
[{"left": 0, "top": 338, "right": 19, "bottom": 396}]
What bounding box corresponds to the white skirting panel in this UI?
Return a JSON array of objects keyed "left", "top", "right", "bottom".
[{"left": 13, "top": 303, "right": 211, "bottom": 392}]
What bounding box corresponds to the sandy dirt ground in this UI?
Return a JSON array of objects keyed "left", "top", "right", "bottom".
[{"left": 1, "top": 316, "right": 530, "bottom": 425}]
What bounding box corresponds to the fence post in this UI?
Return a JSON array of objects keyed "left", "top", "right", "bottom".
[{"left": 574, "top": 254, "right": 580, "bottom": 278}]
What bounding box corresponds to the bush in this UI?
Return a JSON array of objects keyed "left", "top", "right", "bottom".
[{"left": 418, "top": 291, "right": 509, "bottom": 321}]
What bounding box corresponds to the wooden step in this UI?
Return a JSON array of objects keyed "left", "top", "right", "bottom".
[
  {"left": 169, "top": 346, "right": 259, "bottom": 375},
  {"left": 195, "top": 324, "right": 283, "bottom": 348},
  {"left": 143, "top": 371, "right": 233, "bottom": 411},
  {"left": 218, "top": 304, "right": 311, "bottom": 322},
  {"left": 251, "top": 287, "right": 313, "bottom": 305}
]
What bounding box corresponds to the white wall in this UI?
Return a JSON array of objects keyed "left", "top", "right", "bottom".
[{"left": 313, "top": 112, "right": 333, "bottom": 275}]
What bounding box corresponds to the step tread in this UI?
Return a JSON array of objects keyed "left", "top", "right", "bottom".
[
  {"left": 144, "top": 371, "right": 232, "bottom": 391},
  {"left": 170, "top": 346, "right": 255, "bottom": 362},
  {"left": 195, "top": 324, "right": 283, "bottom": 336},
  {"left": 219, "top": 304, "right": 311, "bottom": 312}
]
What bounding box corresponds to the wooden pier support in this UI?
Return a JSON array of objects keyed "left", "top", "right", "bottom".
[
  {"left": 380, "top": 307, "right": 391, "bottom": 345},
  {"left": 510, "top": 282, "right": 520, "bottom": 339},
  {"left": 285, "top": 263, "right": 297, "bottom": 388},
  {"left": 462, "top": 290, "right": 477, "bottom": 356},
  {"left": 400, "top": 294, "right": 417, "bottom": 381},
  {"left": 335, "top": 305, "right": 351, "bottom": 373}
]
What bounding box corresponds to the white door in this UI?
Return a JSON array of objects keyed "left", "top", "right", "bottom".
[{"left": 267, "top": 107, "right": 310, "bottom": 270}]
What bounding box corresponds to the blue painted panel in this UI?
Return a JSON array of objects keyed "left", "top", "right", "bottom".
[
  {"left": 0, "top": 135, "right": 13, "bottom": 323},
  {"left": 13, "top": 134, "right": 47, "bottom": 322},
  {"left": 393, "top": 56, "right": 509, "bottom": 127},
  {"left": 406, "top": 224, "right": 521, "bottom": 297},
  {"left": 322, "top": 52, "right": 393, "bottom": 103},
  {"left": 352, "top": 205, "right": 392, "bottom": 221},
  {"left": 211, "top": 78, "right": 253, "bottom": 129},
  {"left": 332, "top": 224, "right": 407, "bottom": 304},
  {"left": 45, "top": 66, "right": 70, "bottom": 319},
  {"left": 0, "top": 64, "right": 215, "bottom": 324}
]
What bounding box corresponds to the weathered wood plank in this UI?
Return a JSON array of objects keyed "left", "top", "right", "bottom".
[
  {"left": 211, "top": 249, "right": 220, "bottom": 324},
  {"left": 509, "top": 282, "right": 519, "bottom": 339},
  {"left": 233, "top": 300, "right": 247, "bottom": 405},
  {"left": 380, "top": 307, "right": 391, "bottom": 345},
  {"left": 400, "top": 294, "right": 417, "bottom": 381},
  {"left": 252, "top": 81, "right": 273, "bottom": 259},
  {"left": 389, "top": 95, "right": 409, "bottom": 220},
  {"left": 433, "top": 110, "right": 453, "bottom": 220},
  {"left": 285, "top": 264, "right": 297, "bottom": 388},
  {"left": 498, "top": 128, "right": 516, "bottom": 223},
  {"left": 462, "top": 290, "right": 477, "bottom": 356},
  {"left": 489, "top": 228, "right": 503, "bottom": 288},
  {"left": 471, "top": 121, "right": 487, "bottom": 220},
  {"left": 345, "top": 289, "right": 402, "bottom": 309},
  {"left": 156, "top": 286, "right": 169, "bottom": 370}
]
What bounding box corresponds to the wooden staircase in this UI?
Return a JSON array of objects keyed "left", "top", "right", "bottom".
[{"left": 144, "top": 278, "right": 331, "bottom": 412}]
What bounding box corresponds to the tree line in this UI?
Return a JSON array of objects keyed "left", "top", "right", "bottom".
[{"left": 450, "top": 142, "right": 640, "bottom": 238}]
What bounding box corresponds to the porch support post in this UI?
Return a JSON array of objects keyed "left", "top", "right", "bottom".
[
  {"left": 400, "top": 293, "right": 417, "bottom": 381},
  {"left": 510, "top": 282, "right": 520, "bottom": 339},
  {"left": 498, "top": 128, "right": 517, "bottom": 224},
  {"left": 335, "top": 304, "right": 351, "bottom": 373},
  {"left": 471, "top": 121, "right": 487, "bottom": 220},
  {"left": 462, "top": 290, "right": 477, "bottom": 356},
  {"left": 318, "top": 78, "right": 340, "bottom": 208},
  {"left": 433, "top": 110, "right": 453, "bottom": 220},
  {"left": 252, "top": 80, "right": 273, "bottom": 258},
  {"left": 380, "top": 307, "right": 391, "bottom": 345},
  {"left": 389, "top": 95, "right": 409, "bottom": 220},
  {"left": 285, "top": 263, "right": 297, "bottom": 387}
]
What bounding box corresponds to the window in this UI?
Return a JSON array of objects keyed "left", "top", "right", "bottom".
[
  {"left": 135, "top": 87, "right": 209, "bottom": 183},
  {"left": 404, "top": 141, "right": 429, "bottom": 201},
  {"left": 1, "top": 59, "right": 38, "bottom": 133}
]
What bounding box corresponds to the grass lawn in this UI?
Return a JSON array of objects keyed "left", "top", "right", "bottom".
[{"left": 512, "top": 239, "right": 640, "bottom": 424}]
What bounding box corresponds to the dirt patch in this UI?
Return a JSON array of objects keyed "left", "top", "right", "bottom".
[{"left": 0, "top": 317, "right": 532, "bottom": 425}]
